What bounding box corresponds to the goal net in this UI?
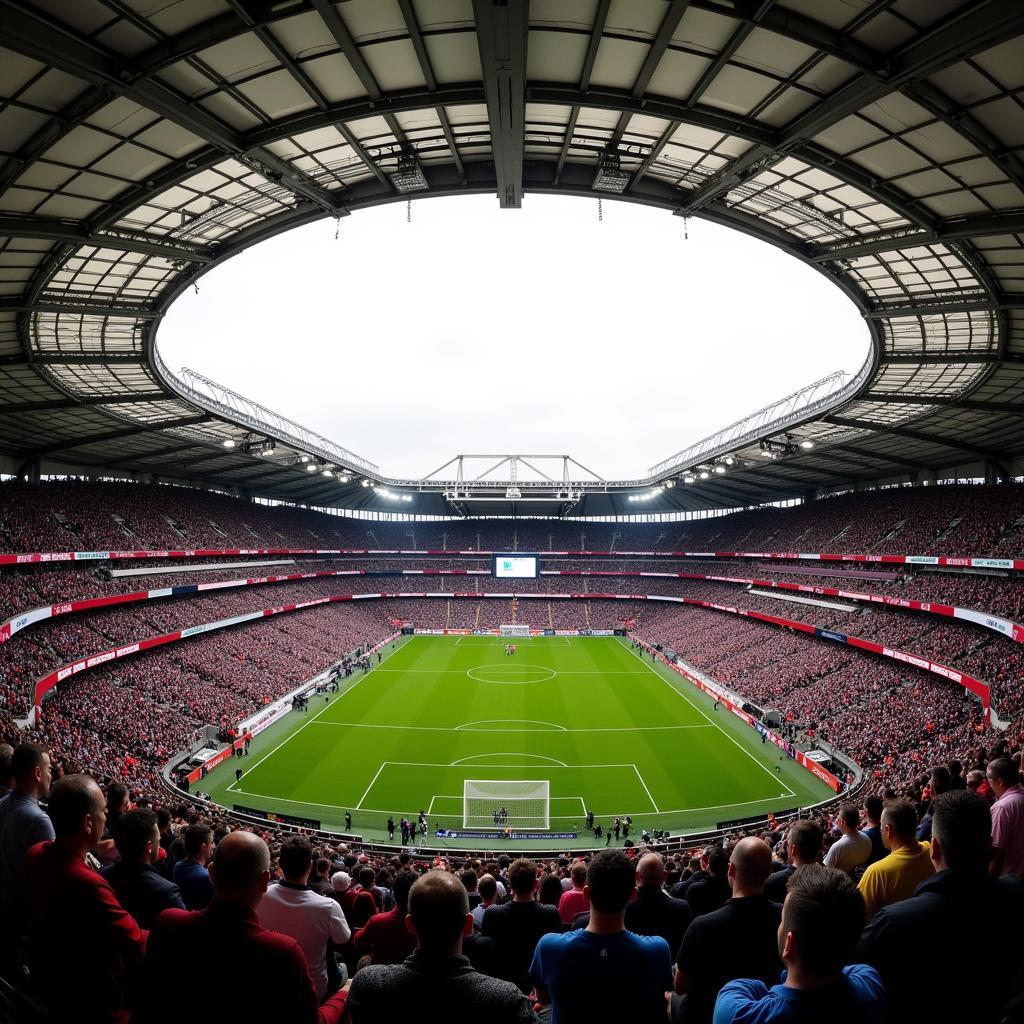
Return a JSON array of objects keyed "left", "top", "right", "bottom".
[
  {"left": 463, "top": 779, "right": 550, "bottom": 830},
  {"left": 499, "top": 624, "right": 530, "bottom": 637}
]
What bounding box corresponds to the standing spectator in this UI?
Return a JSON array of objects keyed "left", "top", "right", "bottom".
[
  {"left": 625, "top": 853, "right": 692, "bottom": 956},
  {"left": 257, "top": 835, "right": 351, "bottom": 1001},
  {"left": 172, "top": 823, "right": 214, "bottom": 910},
  {"left": 482, "top": 857, "right": 561, "bottom": 993},
  {"left": 472, "top": 873, "right": 500, "bottom": 929},
  {"left": 823, "top": 805, "right": 871, "bottom": 876},
  {"left": 915, "top": 765, "right": 951, "bottom": 842},
  {"left": 0, "top": 743, "right": 54, "bottom": 931},
  {"left": 764, "top": 821, "right": 821, "bottom": 903},
  {"left": 0, "top": 742, "right": 13, "bottom": 798},
  {"left": 531, "top": 848, "right": 671, "bottom": 1023},
  {"left": 857, "top": 798, "right": 934, "bottom": 919},
  {"left": 673, "top": 838, "right": 782, "bottom": 1024},
  {"left": 857, "top": 790, "right": 1024, "bottom": 1022},
  {"left": 332, "top": 870, "right": 377, "bottom": 928},
  {"left": 102, "top": 807, "right": 185, "bottom": 928},
  {"left": 683, "top": 846, "right": 731, "bottom": 916},
  {"left": 860, "top": 795, "right": 886, "bottom": 866},
  {"left": 346, "top": 871, "right": 535, "bottom": 1022},
  {"left": 672, "top": 847, "right": 713, "bottom": 899},
  {"left": 714, "top": 865, "right": 882, "bottom": 1023},
  {"left": 987, "top": 757, "right": 1024, "bottom": 877},
  {"left": 462, "top": 868, "right": 482, "bottom": 909},
  {"left": 557, "top": 861, "right": 589, "bottom": 925},
  {"left": 137, "top": 831, "right": 348, "bottom": 1024},
  {"left": 310, "top": 857, "right": 334, "bottom": 897},
  {"left": 23, "top": 774, "right": 147, "bottom": 1023},
  {"left": 353, "top": 869, "right": 417, "bottom": 966}
]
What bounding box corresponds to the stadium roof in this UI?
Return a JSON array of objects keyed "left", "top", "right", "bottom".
[{"left": 0, "top": 0, "right": 1022, "bottom": 518}]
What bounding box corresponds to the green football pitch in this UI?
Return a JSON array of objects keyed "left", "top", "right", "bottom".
[{"left": 205, "top": 635, "right": 833, "bottom": 849}]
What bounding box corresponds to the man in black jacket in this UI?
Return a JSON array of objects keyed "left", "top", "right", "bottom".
[
  {"left": 625, "top": 853, "right": 692, "bottom": 957},
  {"left": 856, "top": 790, "right": 1024, "bottom": 1023},
  {"left": 102, "top": 807, "right": 185, "bottom": 928},
  {"left": 763, "top": 820, "right": 822, "bottom": 903},
  {"left": 682, "top": 846, "right": 731, "bottom": 917}
]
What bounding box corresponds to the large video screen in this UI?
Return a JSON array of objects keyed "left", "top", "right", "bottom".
[{"left": 492, "top": 553, "right": 540, "bottom": 579}]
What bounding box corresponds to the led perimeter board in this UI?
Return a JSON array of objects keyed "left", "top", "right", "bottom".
[{"left": 492, "top": 553, "right": 540, "bottom": 579}]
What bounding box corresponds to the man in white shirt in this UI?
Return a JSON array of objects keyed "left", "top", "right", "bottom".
[
  {"left": 824, "top": 804, "right": 873, "bottom": 876},
  {"left": 258, "top": 835, "right": 351, "bottom": 1000}
]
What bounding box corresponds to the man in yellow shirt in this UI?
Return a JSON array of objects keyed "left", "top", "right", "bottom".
[{"left": 858, "top": 797, "right": 935, "bottom": 919}]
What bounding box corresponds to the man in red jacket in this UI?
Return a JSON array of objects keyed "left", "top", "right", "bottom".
[
  {"left": 23, "top": 773, "right": 147, "bottom": 1024},
  {"left": 136, "top": 830, "right": 348, "bottom": 1024}
]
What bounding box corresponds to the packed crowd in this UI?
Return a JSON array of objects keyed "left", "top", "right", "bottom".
[{"left": 1, "top": 739, "right": 1023, "bottom": 1022}]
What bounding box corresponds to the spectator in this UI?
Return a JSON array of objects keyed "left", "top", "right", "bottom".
[
  {"left": 0, "top": 742, "right": 54, "bottom": 931},
  {"left": 764, "top": 821, "right": 821, "bottom": 903},
  {"left": 0, "top": 742, "right": 13, "bottom": 798},
  {"left": 473, "top": 873, "right": 499, "bottom": 930},
  {"left": 915, "top": 765, "right": 951, "bottom": 841},
  {"left": 673, "top": 838, "right": 782, "bottom": 1024},
  {"left": 557, "top": 861, "right": 589, "bottom": 925},
  {"left": 714, "top": 865, "right": 882, "bottom": 1023},
  {"left": 22, "top": 774, "right": 146, "bottom": 1023},
  {"left": 987, "top": 756, "right": 1024, "bottom": 878},
  {"left": 860, "top": 795, "right": 885, "bottom": 866},
  {"left": 823, "top": 805, "right": 871, "bottom": 876},
  {"left": 137, "top": 831, "right": 348, "bottom": 1023},
  {"left": 531, "top": 848, "right": 672, "bottom": 1023},
  {"left": 672, "top": 846, "right": 714, "bottom": 900},
  {"left": 102, "top": 807, "right": 185, "bottom": 928},
  {"left": 461, "top": 867, "right": 482, "bottom": 909},
  {"left": 332, "top": 870, "right": 377, "bottom": 928},
  {"left": 310, "top": 856, "right": 334, "bottom": 896},
  {"left": 346, "top": 870, "right": 535, "bottom": 1023},
  {"left": 684, "top": 845, "right": 731, "bottom": 916},
  {"left": 172, "top": 823, "right": 214, "bottom": 910},
  {"left": 482, "top": 857, "right": 561, "bottom": 993},
  {"left": 857, "top": 798, "right": 933, "bottom": 920},
  {"left": 354, "top": 869, "right": 417, "bottom": 966},
  {"left": 257, "top": 834, "right": 351, "bottom": 1000},
  {"left": 538, "top": 873, "right": 564, "bottom": 909},
  {"left": 625, "top": 852, "right": 692, "bottom": 956},
  {"left": 858, "top": 790, "right": 1024, "bottom": 1022}
]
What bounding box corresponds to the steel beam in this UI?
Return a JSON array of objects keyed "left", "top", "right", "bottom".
[
  {"left": 867, "top": 294, "right": 1024, "bottom": 318},
  {"left": 0, "top": 353, "right": 144, "bottom": 366},
  {"left": 824, "top": 415, "right": 1004, "bottom": 459},
  {"left": 17, "top": 415, "right": 211, "bottom": 459},
  {"left": 0, "top": 298, "right": 158, "bottom": 319},
  {"left": 859, "top": 394, "right": 1024, "bottom": 414},
  {"left": 0, "top": 392, "right": 170, "bottom": 414},
  {"left": 473, "top": 0, "right": 528, "bottom": 208}
]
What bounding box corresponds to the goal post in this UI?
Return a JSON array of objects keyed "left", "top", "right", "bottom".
[
  {"left": 499, "top": 624, "right": 530, "bottom": 637},
  {"left": 463, "top": 779, "right": 550, "bottom": 830}
]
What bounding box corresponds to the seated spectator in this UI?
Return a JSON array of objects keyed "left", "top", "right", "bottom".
[
  {"left": 531, "top": 848, "right": 672, "bottom": 1023},
  {"left": 987, "top": 756, "right": 1024, "bottom": 878},
  {"left": 0, "top": 742, "right": 54, "bottom": 933},
  {"left": 172, "top": 823, "right": 213, "bottom": 910},
  {"left": 673, "top": 838, "right": 782, "bottom": 1024},
  {"left": 138, "top": 831, "right": 348, "bottom": 1023},
  {"left": 102, "top": 807, "right": 185, "bottom": 928},
  {"left": 858, "top": 790, "right": 1024, "bottom": 1022},
  {"left": 310, "top": 856, "right": 335, "bottom": 896},
  {"left": 332, "top": 870, "right": 377, "bottom": 928},
  {"left": 823, "top": 805, "right": 871, "bottom": 876},
  {"left": 257, "top": 834, "right": 351, "bottom": 1001},
  {"left": 764, "top": 821, "right": 821, "bottom": 903},
  {"left": 473, "top": 873, "right": 499, "bottom": 929},
  {"left": 557, "top": 861, "right": 589, "bottom": 925},
  {"left": 625, "top": 852, "right": 692, "bottom": 956},
  {"left": 857, "top": 798, "right": 933, "bottom": 920},
  {"left": 539, "top": 872, "right": 564, "bottom": 909},
  {"left": 684, "top": 845, "right": 731, "bottom": 916},
  {"left": 354, "top": 869, "right": 417, "bottom": 966},
  {"left": 346, "top": 870, "right": 535, "bottom": 1023},
  {"left": 462, "top": 867, "right": 482, "bottom": 909},
  {"left": 23, "top": 774, "right": 146, "bottom": 1023},
  {"left": 860, "top": 795, "right": 885, "bottom": 866},
  {"left": 482, "top": 857, "right": 561, "bottom": 993},
  {"left": 714, "top": 864, "right": 882, "bottom": 1023}
]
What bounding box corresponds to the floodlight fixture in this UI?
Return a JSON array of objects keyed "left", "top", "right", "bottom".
[
  {"left": 699, "top": 470, "right": 710, "bottom": 480},
  {"left": 222, "top": 438, "right": 236, "bottom": 448},
  {"left": 306, "top": 463, "right": 316, "bottom": 472},
  {"left": 299, "top": 455, "right": 310, "bottom": 463},
  {"left": 800, "top": 439, "right": 815, "bottom": 449},
  {"left": 683, "top": 475, "right": 695, "bottom": 484},
  {"left": 725, "top": 456, "right": 735, "bottom": 466},
  {"left": 593, "top": 151, "right": 630, "bottom": 193},
  {"left": 361, "top": 479, "right": 370, "bottom": 488},
  {"left": 390, "top": 150, "right": 428, "bottom": 193},
  {"left": 322, "top": 469, "right": 333, "bottom": 477},
  {"left": 715, "top": 465, "right": 726, "bottom": 474},
  {"left": 338, "top": 474, "right": 350, "bottom": 483}
]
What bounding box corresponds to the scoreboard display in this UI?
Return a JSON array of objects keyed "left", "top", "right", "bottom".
[{"left": 492, "top": 553, "right": 540, "bottom": 579}]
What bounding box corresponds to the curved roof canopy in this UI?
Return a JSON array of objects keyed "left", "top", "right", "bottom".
[{"left": 0, "top": 0, "right": 1022, "bottom": 518}]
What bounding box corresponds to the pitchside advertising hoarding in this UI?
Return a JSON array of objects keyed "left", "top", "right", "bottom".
[{"left": 436, "top": 830, "right": 578, "bottom": 840}]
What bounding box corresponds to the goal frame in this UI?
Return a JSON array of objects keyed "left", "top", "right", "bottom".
[
  {"left": 499, "top": 624, "right": 530, "bottom": 637},
  {"left": 462, "top": 778, "right": 550, "bottom": 831}
]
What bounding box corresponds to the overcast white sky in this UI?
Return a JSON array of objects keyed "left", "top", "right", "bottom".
[{"left": 160, "top": 194, "right": 868, "bottom": 480}]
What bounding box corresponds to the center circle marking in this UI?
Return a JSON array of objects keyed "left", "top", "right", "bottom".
[{"left": 466, "top": 664, "right": 556, "bottom": 685}]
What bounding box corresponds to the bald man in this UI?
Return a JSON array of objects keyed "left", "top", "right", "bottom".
[
  {"left": 136, "top": 831, "right": 349, "bottom": 1024},
  {"left": 22, "top": 773, "right": 146, "bottom": 1024},
  {"left": 347, "top": 869, "right": 535, "bottom": 1022},
  {"left": 625, "top": 853, "right": 692, "bottom": 956},
  {"left": 671, "top": 838, "right": 783, "bottom": 1024}
]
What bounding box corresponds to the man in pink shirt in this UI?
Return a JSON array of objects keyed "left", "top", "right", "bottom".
[
  {"left": 558, "top": 861, "right": 589, "bottom": 925},
  {"left": 988, "top": 757, "right": 1024, "bottom": 878}
]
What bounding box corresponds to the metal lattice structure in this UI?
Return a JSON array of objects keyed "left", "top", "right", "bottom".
[{"left": 0, "top": 0, "right": 1022, "bottom": 517}]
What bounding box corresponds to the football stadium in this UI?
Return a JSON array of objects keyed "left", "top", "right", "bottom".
[{"left": 1, "top": 2, "right": 1023, "bottom": 1021}]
